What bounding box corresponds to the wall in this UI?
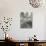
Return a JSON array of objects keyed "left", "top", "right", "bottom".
[
  {"left": 44, "top": 15, "right": 46, "bottom": 40},
  {"left": 0, "top": 0, "right": 46, "bottom": 40}
]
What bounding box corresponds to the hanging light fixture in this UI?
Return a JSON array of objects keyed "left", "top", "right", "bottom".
[{"left": 29, "top": 0, "right": 44, "bottom": 8}]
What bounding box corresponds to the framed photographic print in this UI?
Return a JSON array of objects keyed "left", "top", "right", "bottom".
[{"left": 20, "top": 12, "right": 33, "bottom": 28}]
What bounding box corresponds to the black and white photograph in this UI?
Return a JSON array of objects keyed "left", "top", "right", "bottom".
[{"left": 20, "top": 12, "right": 33, "bottom": 28}]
